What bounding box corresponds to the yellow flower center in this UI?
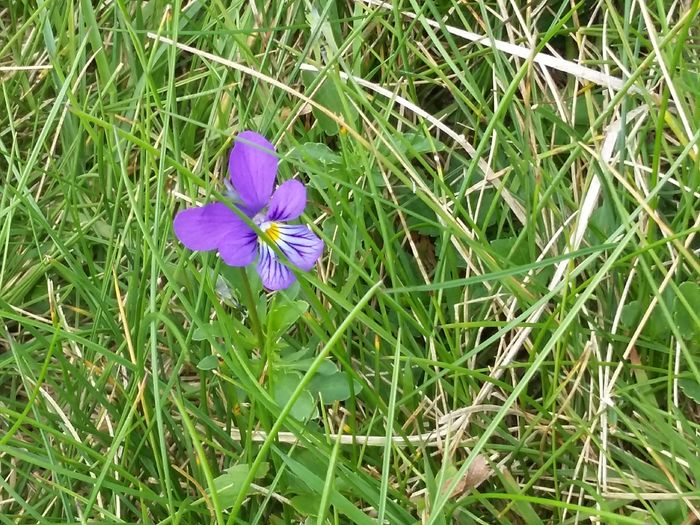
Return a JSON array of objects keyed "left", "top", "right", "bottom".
[{"left": 262, "top": 222, "right": 281, "bottom": 244}]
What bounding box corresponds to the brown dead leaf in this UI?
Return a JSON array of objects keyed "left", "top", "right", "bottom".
[{"left": 440, "top": 454, "right": 492, "bottom": 499}]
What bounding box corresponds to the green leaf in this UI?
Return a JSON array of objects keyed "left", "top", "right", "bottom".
[
  {"left": 288, "top": 142, "right": 344, "bottom": 190},
  {"left": 316, "top": 359, "right": 338, "bottom": 375},
  {"left": 368, "top": 167, "right": 389, "bottom": 187},
  {"left": 679, "top": 378, "right": 700, "bottom": 404},
  {"left": 290, "top": 493, "right": 319, "bottom": 516},
  {"left": 490, "top": 237, "right": 529, "bottom": 266},
  {"left": 209, "top": 462, "right": 269, "bottom": 507},
  {"left": 498, "top": 469, "right": 545, "bottom": 525},
  {"left": 276, "top": 451, "right": 378, "bottom": 525},
  {"left": 215, "top": 275, "right": 237, "bottom": 305},
  {"left": 272, "top": 373, "right": 318, "bottom": 420},
  {"left": 289, "top": 142, "right": 342, "bottom": 166},
  {"left": 301, "top": 70, "right": 356, "bottom": 135},
  {"left": 279, "top": 347, "right": 313, "bottom": 363},
  {"left": 220, "top": 265, "right": 262, "bottom": 299},
  {"left": 673, "top": 281, "right": 700, "bottom": 339},
  {"left": 400, "top": 191, "right": 440, "bottom": 237},
  {"left": 93, "top": 219, "right": 113, "bottom": 238},
  {"left": 378, "top": 131, "right": 445, "bottom": 159},
  {"left": 192, "top": 327, "right": 207, "bottom": 341},
  {"left": 656, "top": 499, "right": 686, "bottom": 524},
  {"left": 307, "top": 0, "right": 343, "bottom": 51},
  {"left": 308, "top": 371, "right": 362, "bottom": 403},
  {"left": 268, "top": 298, "right": 309, "bottom": 336},
  {"left": 620, "top": 300, "right": 642, "bottom": 329},
  {"left": 196, "top": 355, "right": 219, "bottom": 371},
  {"left": 280, "top": 357, "right": 337, "bottom": 376},
  {"left": 589, "top": 200, "right": 620, "bottom": 242}
]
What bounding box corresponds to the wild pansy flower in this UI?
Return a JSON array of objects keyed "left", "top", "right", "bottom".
[{"left": 173, "top": 131, "right": 324, "bottom": 290}]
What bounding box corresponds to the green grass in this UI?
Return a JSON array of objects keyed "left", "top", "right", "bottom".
[{"left": 1, "top": 0, "right": 699, "bottom": 523}]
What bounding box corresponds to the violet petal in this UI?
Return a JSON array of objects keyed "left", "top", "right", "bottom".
[
  {"left": 272, "top": 224, "right": 324, "bottom": 271},
  {"left": 257, "top": 243, "right": 296, "bottom": 290},
  {"left": 218, "top": 230, "right": 258, "bottom": 267},
  {"left": 267, "top": 180, "right": 307, "bottom": 222},
  {"left": 173, "top": 203, "right": 257, "bottom": 266},
  {"left": 228, "top": 131, "right": 277, "bottom": 214}
]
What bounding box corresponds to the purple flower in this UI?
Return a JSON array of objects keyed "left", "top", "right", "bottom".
[{"left": 173, "top": 131, "right": 324, "bottom": 290}]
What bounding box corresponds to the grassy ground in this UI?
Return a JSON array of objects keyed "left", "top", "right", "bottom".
[{"left": 1, "top": 0, "right": 699, "bottom": 523}]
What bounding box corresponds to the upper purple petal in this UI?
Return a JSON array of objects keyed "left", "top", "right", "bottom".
[
  {"left": 273, "top": 224, "right": 324, "bottom": 271},
  {"left": 266, "top": 180, "right": 307, "bottom": 222},
  {"left": 228, "top": 131, "right": 277, "bottom": 214},
  {"left": 257, "top": 243, "right": 296, "bottom": 290},
  {"left": 173, "top": 202, "right": 258, "bottom": 266}
]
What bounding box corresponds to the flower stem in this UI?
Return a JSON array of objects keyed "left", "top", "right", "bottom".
[
  {"left": 237, "top": 267, "right": 264, "bottom": 351},
  {"left": 263, "top": 293, "right": 277, "bottom": 386}
]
